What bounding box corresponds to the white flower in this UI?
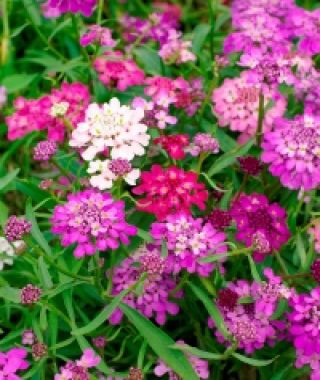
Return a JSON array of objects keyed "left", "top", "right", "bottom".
[
  {"left": 50, "top": 101, "right": 70, "bottom": 117},
  {"left": 0, "top": 237, "right": 22, "bottom": 270},
  {"left": 69, "top": 98, "right": 150, "bottom": 162},
  {"left": 88, "top": 158, "right": 140, "bottom": 190}
]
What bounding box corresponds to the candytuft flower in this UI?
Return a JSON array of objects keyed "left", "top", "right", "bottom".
[{"left": 4, "top": 216, "right": 32, "bottom": 242}]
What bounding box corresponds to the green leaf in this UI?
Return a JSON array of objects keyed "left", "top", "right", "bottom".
[
  {"left": 199, "top": 252, "right": 228, "bottom": 263},
  {"left": 215, "top": 127, "right": 237, "bottom": 152},
  {"left": 26, "top": 199, "right": 52, "bottom": 256},
  {"left": 296, "top": 233, "right": 307, "bottom": 269},
  {"left": 214, "top": 11, "right": 231, "bottom": 32},
  {"left": 137, "top": 228, "right": 153, "bottom": 243},
  {"left": 2, "top": 74, "right": 38, "bottom": 94},
  {"left": 72, "top": 288, "right": 132, "bottom": 336},
  {"left": 271, "top": 299, "right": 288, "bottom": 320},
  {"left": 0, "top": 286, "right": 20, "bottom": 303},
  {"left": 171, "top": 343, "right": 224, "bottom": 360},
  {"left": 192, "top": 24, "right": 210, "bottom": 55},
  {"left": 38, "top": 256, "right": 53, "bottom": 290},
  {"left": 188, "top": 282, "right": 230, "bottom": 339},
  {"left": 22, "top": 0, "right": 42, "bottom": 26},
  {"left": 120, "top": 303, "right": 199, "bottom": 380},
  {"left": 232, "top": 352, "right": 277, "bottom": 367},
  {"left": 0, "top": 169, "right": 19, "bottom": 192},
  {"left": 247, "top": 254, "right": 261, "bottom": 282},
  {"left": 161, "top": 240, "right": 168, "bottom": 258},
  {"left": 134, "top": 46, "right": 162, "bottom": 75},
  {"left": 208, "top": 139, "right": 254, "bottom": 177},
  {"left": 0, "top": 201, "right": 8, "bottom": 229},
  {"left": 16, "top": 180, "right": 57, "bottom": 208}
]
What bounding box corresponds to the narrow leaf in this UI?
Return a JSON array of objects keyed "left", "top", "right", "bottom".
[
  {"left": 171, "top": 343, "right": 224, "bottom": 360},
  {"left": 232, "top": 352, "right": 277, "bottom": 367},
  {"left": 0, "top": 169, "right": 19, "bottom": 192}
]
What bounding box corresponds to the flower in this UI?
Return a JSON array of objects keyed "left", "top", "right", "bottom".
[
  {"left": 186, "top": 133, "right": 220, "bottom": 156},
  {"left": 132, "top": 165, "right": 208, "bottom": 220},
  {"left": 6, "top": 82, "right": 90, "bottom": 142},
  {"left": 109, "top": 247, "right": 182, "bottom": 325},
  {"left": 51, "top": 189, "right": 137, "bottom": 258},
  {"left": 0, "top": 237, "right": 23, "bottom": 270},
  {"left": 238, "top": 156, "right": 262, "bottom": 176},
  {"left": 0, "top": 86, "right": 7, "bottom": 108},
  {"left": 22, "top": 330, "right": 35, "bottom": 345},
  {"left": 262, "top": 113, "right": 320, "bottom": 191},
  {"left": 33, "top": 140, "right": 57, "bottom": 161},
  {"left": 0, "top": 348, "right": 29, "bottom": 379},
  {"left": 154, "top": 341, "right": 209, "bottom": 379},
  {"left": 154, "top": 135, "right": 189, "bottom": 160},
  {"left": 159, "top": 29, "right": 196, "bottom": 64},
  {"left": 55, "top": 349, "right": 100, "bottom": 380},
  {"left": 92, "top": 337, "right": 107, "bottom": 349},
  {"left": 312, "top": 260, "right": 320, "bottom": 283},
  {"left": 212, "top": 72, "right": 286, "bottom": 143},
  {"left": 94, "top": 51, "right": 145, "bottom": 91},
  {"left": 151, "top": 213, "right": 227, "bottom": 276},
  {"left": 88, "top": 158, "right": 140, "bottom": 190},
  {"left": 4, "top": 216, "right": 31, "bottom": 242},
  {"left": 127, "top": 368, "right": 144, "bottom": 380},
  {"left": 69, "top": 98, "right": 150, "bottom": 161},
  {"left": 230, "top": 193, "right": 290, "bottom": 261},
  {"left": 210, "top": 270, "right": 289, "bottom": 353},
  {"left": 32, "top": 343, "right": 48, "bottom": 360},
  {"left": 207, "top": 209, "right": 232, "bottom": 230},
  {"left": 21, "top": 284, "right": 42, "bottom": 305},
  {"left": 309, "top": 220, "right": 320, "bottom": 253},
  {"left": 42, "top": 0, "right": 97, "bottom": 17},
  {"left": 80, "top": 25, "right": 116, "bottom": 47}
]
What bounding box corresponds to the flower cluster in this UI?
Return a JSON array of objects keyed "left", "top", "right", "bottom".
[
  {"left": 51, "top": 189, "right": 137, "bottom": 257},
  {"left": 109, "top": 246, "right": 182, "bottom": 325},
  {"left": 231, "top": 193, "right": 290, "bottom": 261},
  {"left": 80, "top": 25, "right": 116, "bottom": 47},
  {"left": 151, "top": 213, "right": 227, "bottom": 276},
  {"left": 159, "top": 29, "right": 195, "bottom": 65},
  {"left": 42, "top": 0, "right": 97, "bottom": 17},
  {"left": 0, "top": 348, "right": 29, "bottom": 379},
  {"left": 133, "top": 165, "right": 208, "bottom": 220},
  {"left": 6, "top": 82, "right": 90, "bottom": 142}
]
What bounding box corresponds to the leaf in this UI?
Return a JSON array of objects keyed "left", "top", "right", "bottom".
[
  {"left": 16, "top": 180, "right": 57, "bottom": 209},
  {"left": 171, "top": 343, "right": 224, "bottom": 360},
  {"left": 1, "top": 74, "right": 38, "bottom": 94},
  {"left": 214, "top": 11, "right": 231, "bottom": 32},
  {"left": 134, "top": 46, "right": 162, "bottom": 75},
  {"left": 271, "top": 299, "right": 288, "bottom": 320},
  {"left": 137, "top": 228, "right": 153, "bottom": 243},
  {"left": 0, "top": 201, "right": 8, "bottom": 229},
  {"left": 71, "top": 289, "right": 131, "bottom": 336},
  {"left": 247, "top": 254, "right": 261, "bottom": 282},
  {"left": 232, "top": 352, "right": 277, "bottom": 367},
  {"left": 208, "top": 139, "right": 254, "bottom": 177},
  {"left": 192, "top": 24, "right": 210, "bottom": 55},
  {"left": 188, "top": 282, "right": 230, "bottom": 339},
  {"left": 296, "top": 233, "right": 307, "bottom": 269},
  {"left": 0, "top": 286, "right": 20, "bottom": 303},
  {"left": 38, "top": 256, "right": 53, "bottom": 290},
  {"left": 120, "top": 304, "right": 199, "bottom": 380},
  {"left": 199, "top": 252, "right": 228, "bottom": 263},
  {"left": 26, "top": 199, "right": 52, "bottom": 256},
  {"left": 0, "top": 169, "right": 19, "bottom": 192},
  {"left": 161, "top": 240, "right": 168, "bottom": 258},
  {"left": 22, "top": 0, "right": 42, "bottom": 26},
  {"left": 215, "top": 128, "right": 237, "bottom": 152}
]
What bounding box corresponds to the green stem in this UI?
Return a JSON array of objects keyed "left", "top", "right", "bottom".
[
  {"left": 207, "top": 0, "right": 215, "bottom": 60},
  {"left": 71, "top": 15, "right": 91, "bottom": 63},
  {"left": 170, "top": 272, "right": 190, "bottom": 296},
  {"left": 1, "top": 0, "right": 9, "bottom": 64},
  {"left": 24, "top": 5, "right": 66, "bottom": 62},
  {"left": 234, "top": 173, "right": 248, "bottom": 202},
  {"left": 97, "top": 0, "right": 104, "bottom": 24},
  {"left": 274, "top": 251, "right": 289, "bottom": 276},
  {"left": 196, "top": 152, "right": 208, "bottom": 174},
  {"left": 256, "top": 92, "right": 265, "bottom": 146}
]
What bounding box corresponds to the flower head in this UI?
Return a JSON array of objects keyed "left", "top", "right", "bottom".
[
  {"left": 33, "top": 140, "right": 57, "bottom": 161},
  {"left": 238, "top": 156, "right": 262, "bottom": 176},
  {"left": 69, "top": 98, "right": 150, "bottom": 161},
  {"left": 187, "top": 133, "right": 220, "bottom": 156},
  {"left": 0, "top": 348, "right": 29, "bottom": 378},
  {"left": 262, "top": 113, "right": 320, "bottom": 190},
  {"left": 80, "top": 25, "right": 116, "bottom": 47},
  {"left": 42, "top": 0, "right": 97, "bottom": 17},
  {"left": 133, "top": 165, "right": 208, "bottom": 220},
  {"left": 21, "top": 284, "right": 42, "bottom": 305},
  {"left": 231, "top": 193, "right": 290, "bottom": 261},
  {"left": 154, "top": 135, "right": 189, "bottom": 160},
  {"left": 4, "top": 216, "right": 31, "bottom": 242},
  {"left": 51, "top": 190, "right": 137, "bottom": 258}
]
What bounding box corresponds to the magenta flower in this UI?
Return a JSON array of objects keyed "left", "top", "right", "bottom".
[
  {"left": 80, "top": 25, "right": 116, "bottom": 47},
  {"left": 33, "top": 140, "right": 57, "bottom": 161},
  {"left": 42, "top": 0, "right": 97, "bottom": 17},
  {"left": 94, "top": 51, "right": 145, "bottom": 92},
  {"left": 51, "top": 190, "right": 137, "bottom": 258},
  {"left": 262, "top": 113, "right": 320, "bottom": 191},
  {"left": 4, "top": 215, "right": 32, "bottom": 242},
  {"left": 154, "top": 135, "right": 189, "bottom": 160},
  {"left": 109, "top": 246, "right": 182, "bottom": 325},
  {"left": 132, "top": 165, "right": 208, "bottom": 221},
  {"left": 0, "top": 348, "right": 29, "bottom": 379},
  {"left": 231, "top": 193, "right": 290, "bottom": 261},
  {"left": 151, "top": 213, "right": 227, "bottom": 277}
]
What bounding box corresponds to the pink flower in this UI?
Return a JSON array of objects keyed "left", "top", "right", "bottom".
[
  {"left": 262, "top": 113, "right": 320, "bottom": 191},
  {"left": 4, "top": 215, "right": 32, "bottom": 242},
  {"left": 109, "top": 247, "right": 182, "bottom": 325},
  {"left": 154, "top": 135, "right": 189, "bottom": 160},
  {"left": 6, "top": 82, "right": 90, "bottom": 142},
  {"left": 80, "top": 25, "right": 116, "bottom": 47},
  {"left": 0, "top": 348, "right": 29, "bottom": 379},
  {"left": 42, "top": 0, "right": 97, "bottom": 17},
  {"left": 51, "top": 189, "right": 137, "bottom": 258},
  {"left": 212, "top": 72, "right": 286, "bottom": 143},
  {"left": 151, "top": 213, "right": 227, "bottom": 276},
  {"left": 159, "top": 29, "right": 196, "bottom": 64},
  {"left": 309, "top": 220, "right": 320, "bottom": 254},
  {"left": 76, "top": 349, "right": 101, "bottom": 368},
  {"left": 94, "top": 51, "right": 145, "bottom": 91},
  {"left": 231, "top": 193, "right": 290, "bottom": 261},
  {"left": 132, "top": 165, "right": 208, "bottom": 220}
]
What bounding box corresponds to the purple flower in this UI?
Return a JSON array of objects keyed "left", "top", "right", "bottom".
[
  {"left": 4, "top": 215, "right": 32, "bottom": 242},
  {"left": 151, "top": 213, "right": 227, "bottom": 277},
  {"left": 262, "top": 113, "right": 320, "bottom": 191},
  {"left": 80, "top": 25, "right": 116, "bottom": 47},
  {"left": 109, "top": 247, "right": 182, "bottom": 325},
  {"left": 231, "top": 193, "right": 290, "bottom": 261},
  {"left": 51, "top": 190, "right": 137, "bottom": 258},
  {"left": 0, "top": 348, "right": 29, "bottom": 379},
  {"left": 42, "top": 0, "right": 97, "bottom": 17},
  {"left": 33, "top": 140, "right": 57, "bottom": 161},
  {"left": 21, "top": 284, "right": 42, "bottom": 305}
]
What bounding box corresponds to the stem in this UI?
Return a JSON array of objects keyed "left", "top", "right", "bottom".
[
  {"left": 1, "top": 0, "right": 9, "bottom": 64},
  {"left": 196, "top": 152, "right": 208, "bottom": 174},
  {"left": 274, "top": 251, "right": 289, "bottom": 276},
  {"left": 97, "top": 0, "right": 104, "bottom": 24},
  {"left": 71, "top": 15, "right": 91, "bottom": 63},
  {"left": 207, "top": 0, "right": 215, "bottom": 60},
  {"left": 256, "top": 92, "right": 265, "bottom": 146},
  {"left": 24, "top": 5, "right": 66, "bottom": 62},
  {"left": 282, "top": 272, "right": 310, "bottom": 281},
  {"left": 170, "top": 272, "right": 190, "bottom": 296},
  {"left": 234, "top": 173, "right": 248, "bottom": 202}
]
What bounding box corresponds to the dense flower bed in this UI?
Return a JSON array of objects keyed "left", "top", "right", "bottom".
[{"left": 1, "top": 0, "right": 320, "bottom": 378}]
